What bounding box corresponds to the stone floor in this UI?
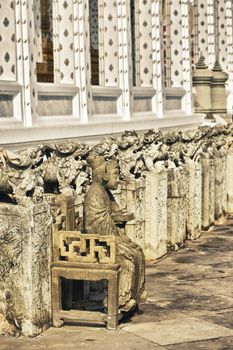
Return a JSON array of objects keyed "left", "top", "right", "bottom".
[{"left": 1, "top": 221, "right": 233, "bottom": 349}]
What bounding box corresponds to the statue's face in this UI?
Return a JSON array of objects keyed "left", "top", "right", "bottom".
[{"left": 106, "top": 168, "right": 119, "bottom": 190}]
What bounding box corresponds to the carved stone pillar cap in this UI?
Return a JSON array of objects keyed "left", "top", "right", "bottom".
[
  {"left": 193, "top": 55, "right": 212, "bottom": 83},
  {"left": 212, "top": 60, "right": 222, "bottom": 72},
  {"left": 195, "top": 55, "right": 208, "bottom": 69},
  {"left": 212, "top": 60, "right": 228, "bottom": 81}
]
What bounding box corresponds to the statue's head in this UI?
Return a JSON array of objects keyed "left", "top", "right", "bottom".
[{"left": 87, "top": 155, "right": 119, "bottom": 190}]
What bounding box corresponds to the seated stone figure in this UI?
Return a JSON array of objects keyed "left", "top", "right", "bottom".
[{"left": 84, "top": 155, "right": 145, "bottom": 310}]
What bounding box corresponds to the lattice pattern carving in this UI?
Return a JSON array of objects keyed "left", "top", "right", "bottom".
[{"left": 53, "top": 228, "right": 116, "bottom": 264}]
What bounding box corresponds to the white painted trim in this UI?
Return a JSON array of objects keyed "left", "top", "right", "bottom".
[
  {"left": 0, "top": 113, "right": 204, "bottom": 148},
  {"left": 37, "top": 83, "right": 79, "bottom": 96},
  {"left": 91, "top": 86, "right": 122, "bottom": 98},
  {"left": 164, "top": 87, "right": 186, "bottom": 98},
  {"left": 0, "top": 83, "right": 22, "bottom": 123},
  {"left": 133, "top": 87, "right": 156, "bottom": 97},
  {"left": 0, "top": 82, "right": 22, "bottom": 94}
]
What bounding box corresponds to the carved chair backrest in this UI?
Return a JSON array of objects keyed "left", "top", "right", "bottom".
[{"left": 52, "top": 224, "right": 116, "bottom": 264}]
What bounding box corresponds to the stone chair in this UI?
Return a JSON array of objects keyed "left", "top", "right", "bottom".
[{"left": 51, "top": 220, "right": 121, "bottom": 330}]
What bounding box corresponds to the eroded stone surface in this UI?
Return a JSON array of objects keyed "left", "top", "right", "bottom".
[
  {"left": 0, "top": 124, "right": 233, "bottom": 337},
  {"left": 1, "top": 223, "right": 233, "bottom": 347}
]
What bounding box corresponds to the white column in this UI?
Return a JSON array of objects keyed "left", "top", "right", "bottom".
[
  {"left": 152, "top": 0, "right": 164, "bottom": 117},
  {"left": 189, "top": 0, "right": 199, "bottom": 66},
  {"left": 54, "top": 0, "right": 75, "bottom": 84},
  {"left": 162, "top": 0, "right": 171, "bottom": 87},
  {"left": 98, "top": 0, "right": 105, "bottom": 85},
  {"left": 218, "top": 0, "right": 228, "bottom": 71},
  {"left": 226, "top": 1, "right": 233, "bottom": 113},
  {"left": 138, "top": 0, "right": 153, "bottom": 87},
  {"left": 196, "top": 0, "right": 208, "bottom": 62},
  {"left": 117, "top": 0, "right": 133, "bottom": 120},
  {"left": 181, "top": 0, "right": 192, "bottom": 114},
  {"left": 169, "top": 0, "right": 183, "bottom": 87},
  {"left": 20, "top": 0, "right": 38, "bottom": 126},
  {"left": 100, "top": 0, "right": 119, "bottom": 87},
  {"left": 0, "top": 2, "right": 17, "bottom": 82},
  {"left": 131, "top": 0, "right": 140, "bottom": 86},
  {"left": 206, "top": 0, "right": 216, "bottom": 67},
  {"left": 73, "top": 0, "right": 91, "bottom": 122},
  {"left": 34, "top": 0, "right": 43, "bottom": 63}
]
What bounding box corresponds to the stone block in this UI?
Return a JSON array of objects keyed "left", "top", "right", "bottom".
[
  {"left": 117, "top": 179, "right": 146, "bottom": 251},
  {"left": 167, "top": 197, "right": 186, "bottom": 248},
  {"left": 185, "top": 162, "right": 202, "bottom": 240},
  {"left": 227, "top": 152, "right": 233, "bottom": 213},
  {"left": 0, "top": 202, "right": 52, "bottom": 337},
  {"left": 201, "top": 157, "right": 215, "bottom": 230},
  {"left": 215, "top": 156, "right": 227, "bottom": 221},
  {"left": 144, "top": 169, "right": 167, "bottom": 261},
  {"left": 167, "top": 166, "right": 186, "bottom": 248}
]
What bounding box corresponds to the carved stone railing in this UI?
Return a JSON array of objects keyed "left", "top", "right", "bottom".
[
  {"left": 52, "top": 225, "right": 116, "bottom": 264},
  {"left": 0, "top": 123, "right": 233, "bottom": 336}
]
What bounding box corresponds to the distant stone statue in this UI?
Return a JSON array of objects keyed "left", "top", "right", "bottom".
[{"left": 84, "top": 155, "right": 145, "bottom": 310}]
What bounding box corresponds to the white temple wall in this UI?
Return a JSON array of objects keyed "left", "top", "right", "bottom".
[{"left": 0, "top": 0, "right": 207, "bottom": 148}]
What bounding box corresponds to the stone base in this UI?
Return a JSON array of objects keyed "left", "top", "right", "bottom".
[
  {"left": 0, "top": 202, "right": 52, "bottom": 337},
  {"left": 167, "top": 198, "right": 186, "bottom": 248},
  {"left": 144, "top": 170, "right": 168, "bottom": 261},
  {"left": 185, "top": 162, "right": 202, "bottom": 240}
]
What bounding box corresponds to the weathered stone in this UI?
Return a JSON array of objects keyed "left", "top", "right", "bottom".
[
  {"left": 214, "top": 157, "right": 226, "bottom": 221},
  {"left": 0, "top": 202, "right": 52, "bottom": 337},
  {"left": 201, "top": 156, "right": 211, "bottom": 230},
  {"left": 119, "top": 179, "right": 146, "bottom": 251},
  {"left": 167, "top": 166, "right": 186, "bottom": 248},
  {"left": 227, "top": 149, "right": 233, "bottom": 213},
  {"left": 185, "top": 161, "right": 202, "bottom": 240},
  {"left": 144, "top": 167, "right": 167, "bottom": 260}
]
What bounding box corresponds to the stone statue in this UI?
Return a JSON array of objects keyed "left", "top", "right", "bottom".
[{"left": 83, "top": 154, "right": 145, "bottom": 310}]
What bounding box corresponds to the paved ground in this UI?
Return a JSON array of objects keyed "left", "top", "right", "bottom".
[{"left": 1, "top": 221, "right": 233, "bottom": 349}]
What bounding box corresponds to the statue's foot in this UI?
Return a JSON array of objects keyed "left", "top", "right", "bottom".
[{"left": 119, "top": 298, "right": 137, "bottom": 312}]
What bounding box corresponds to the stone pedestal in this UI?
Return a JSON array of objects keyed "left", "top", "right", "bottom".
[
  {"left": 209, "top": 159, "right": 216, "bottom": 226},
  {"left": 119, "top": 179, "right": 146, "bottom": 252},
  {"left": 0, "top": 202, "right": 52, "bottom": 337},
  {"left": 222, "top": 156, "right": 228, "bottom": 215},
  {"left": 144, "top": 168, "right": 167, "bottom": 261},
  {"left": 214, "top": 156, "right": 227, "bottom": 221},
  {"left": 201, "top": 156, "right": 215, "bottom": 230},
  {"left": 227, "top": 150, "right": 233, "bottom": 213},
  {"left": 211, "top": 61, "right": 229, "bottom": 114},
  {"left": 167, "top": 166, "right": 186, "bottom": 248},
  {"left": 192, "top": 56, "right": 213, "bottom": 114},
  {"left": 185, "top": 161, "right": 202, "bottom": 240}
]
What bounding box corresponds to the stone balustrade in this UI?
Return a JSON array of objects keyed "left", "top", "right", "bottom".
[{"left": 1, "top": 123, "right": 233, "bottom": 336}]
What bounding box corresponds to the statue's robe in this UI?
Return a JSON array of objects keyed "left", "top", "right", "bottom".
[{"left": 84, "top": 182, "right": 145, "bottom": 308}]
